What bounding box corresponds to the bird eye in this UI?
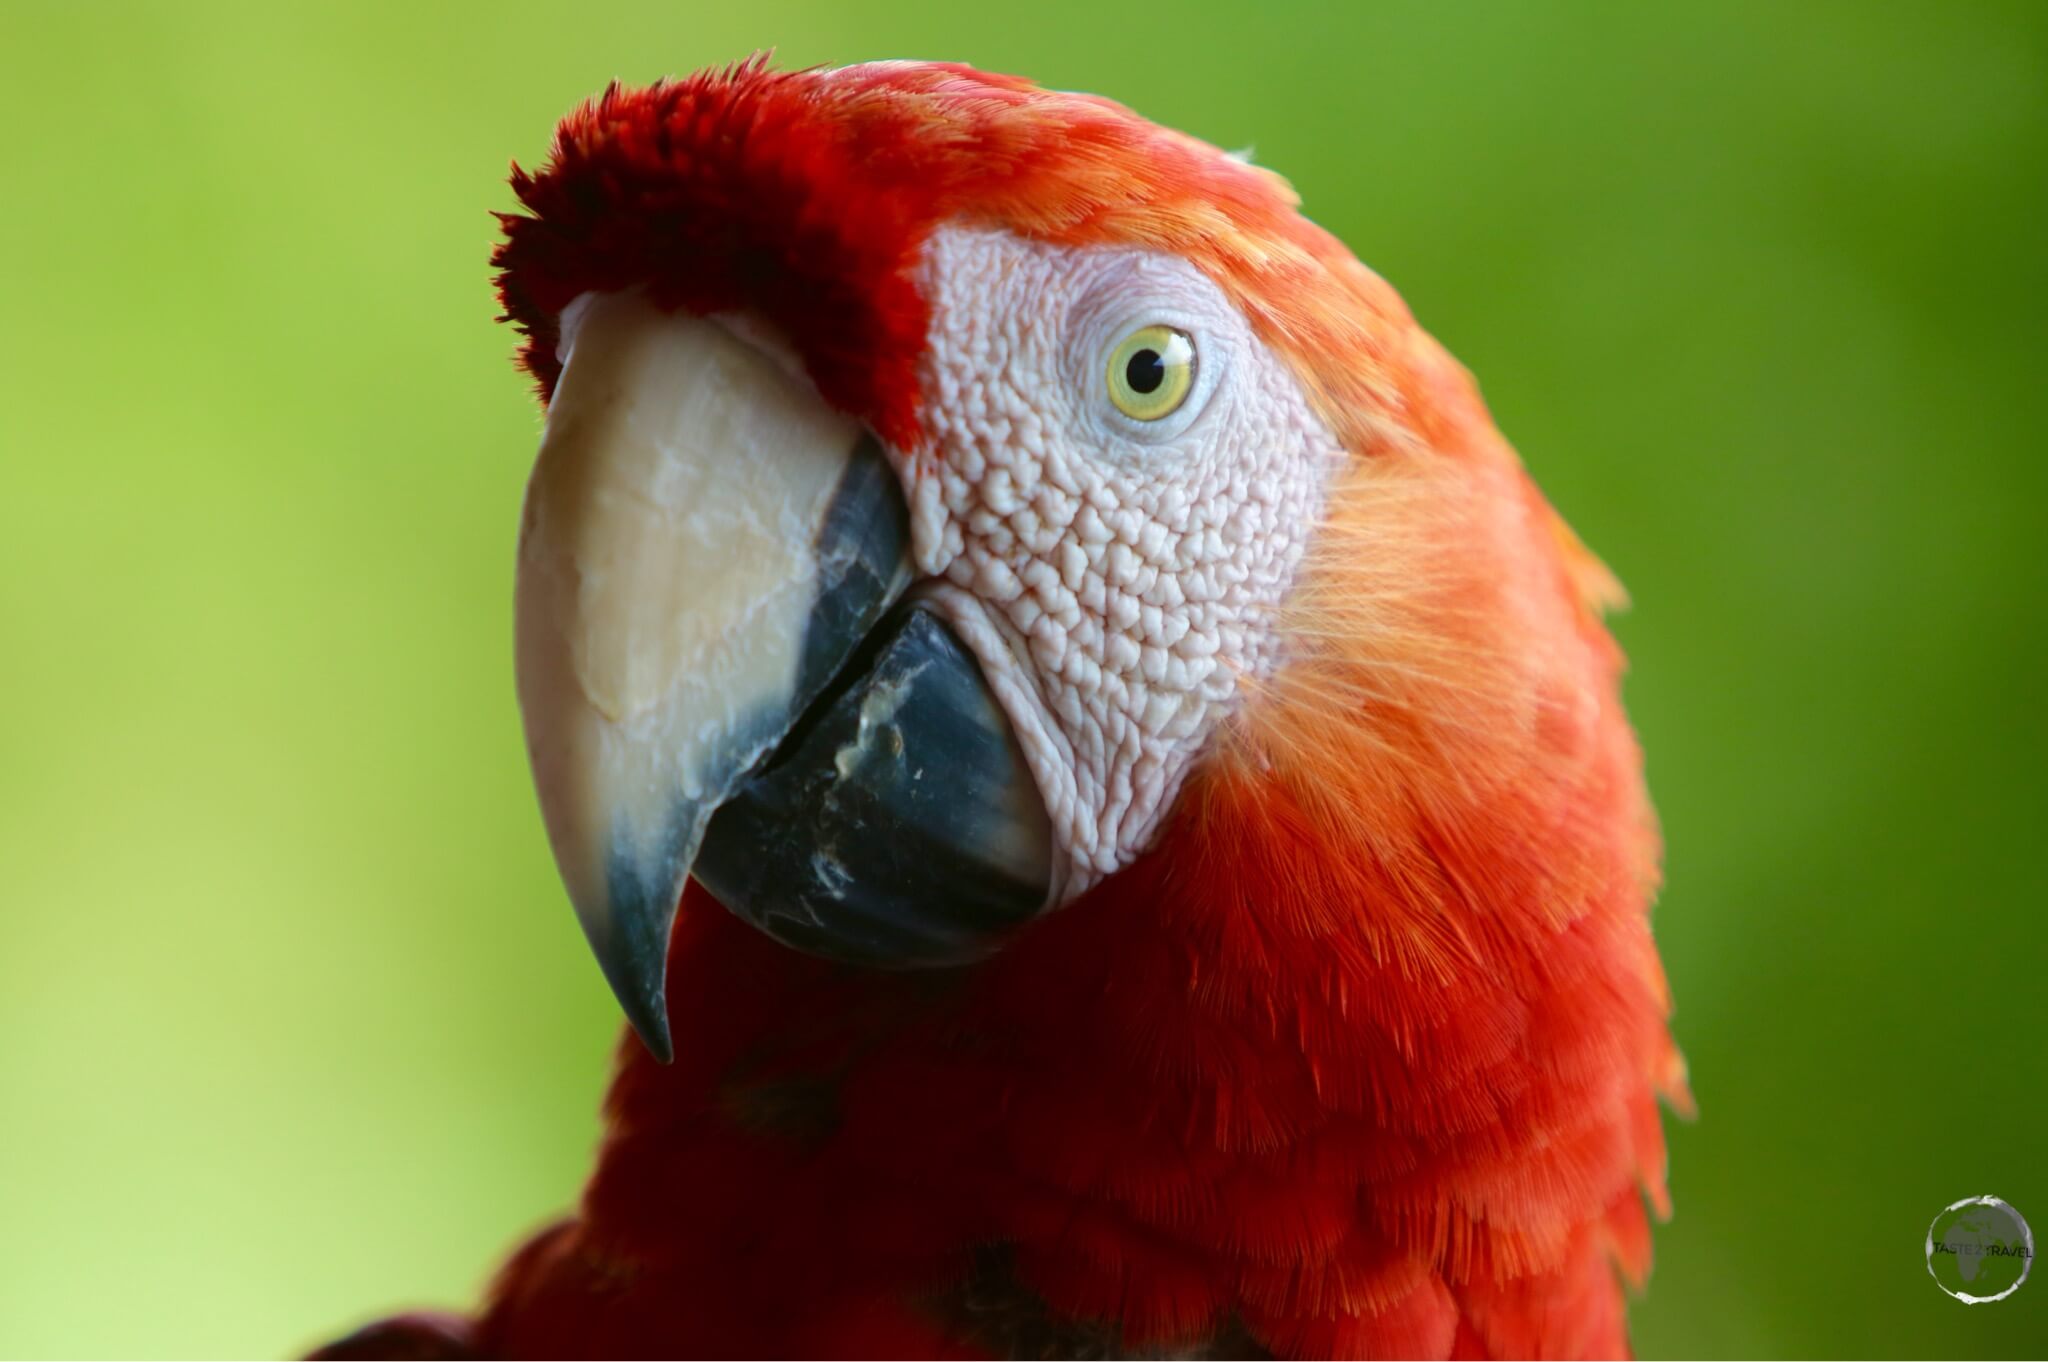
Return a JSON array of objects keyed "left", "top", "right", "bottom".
[{"left": 1105, "top": 324, "right": 1196, "bottom": 422}]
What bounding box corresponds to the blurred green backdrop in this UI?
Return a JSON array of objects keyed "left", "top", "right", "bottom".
[{"left": 1, "top": 1, "right": 2042, "bottom": 1356}]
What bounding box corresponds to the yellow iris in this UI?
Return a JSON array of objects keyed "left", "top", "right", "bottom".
[{"left": 1105, "top": 325, "right": 1196, "bottom": 422}]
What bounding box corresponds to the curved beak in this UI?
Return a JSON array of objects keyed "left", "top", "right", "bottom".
[{"left": 514, "top": 292, "right": 1052, "bottom": 1062}]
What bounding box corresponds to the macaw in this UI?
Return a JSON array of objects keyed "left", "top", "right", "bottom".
[{"left": 318, "top": 56, "right": 1687, "bottom": 1360}]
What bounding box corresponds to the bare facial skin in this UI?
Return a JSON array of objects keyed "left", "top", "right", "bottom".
[{"left": 902, "top": 227, "right": 1346, "bottom": 900}]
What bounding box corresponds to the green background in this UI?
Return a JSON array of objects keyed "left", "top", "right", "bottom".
[{"left": 1, "top": 1, "right": 2041, "bottom": 1356}]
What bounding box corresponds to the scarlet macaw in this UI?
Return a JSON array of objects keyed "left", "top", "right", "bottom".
[{"left": 319, "top": 56, "right": 1687, "bottom": 1360}]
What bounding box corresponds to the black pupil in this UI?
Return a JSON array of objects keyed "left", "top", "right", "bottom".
[{"left": 1125, "top": 348, "right": 1166, "bottom": 395}]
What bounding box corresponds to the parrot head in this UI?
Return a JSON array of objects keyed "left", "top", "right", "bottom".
[
  {"left": 359, "top": 55, "right": 1704, "bottom": 1357},
  {"left": 495, "top": 57, "right": 1672, "bottom": 1107}
]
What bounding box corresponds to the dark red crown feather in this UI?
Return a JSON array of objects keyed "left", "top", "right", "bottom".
[
  {"left": 491, "top": 57, "right": 1341, "bottom": 452},
  {"left": 494, "top": 58, "right": 930, "bottom": 448}
]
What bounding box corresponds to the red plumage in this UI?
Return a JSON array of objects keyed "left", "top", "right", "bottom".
[{"left": 454, "top": 58, "right": 1688, "bottom": 1359}]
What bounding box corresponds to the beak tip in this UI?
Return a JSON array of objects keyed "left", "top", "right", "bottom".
[
  {"left": 597, "top": 943, "right": 676, "bottom": 1064},
  {"left": 583, "top": 858, "right": 685, "bottom": 1067},
  {"left": 627, "top": 1008, "right": 676, "bottom": 1065}
]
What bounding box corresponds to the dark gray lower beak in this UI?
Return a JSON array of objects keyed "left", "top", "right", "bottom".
[
  {"left": 696, "top": 601, "right": 1054, "bottom": 967},
  {"left": 513, "top": 293, "right": 1053, "bottom": 1061}
]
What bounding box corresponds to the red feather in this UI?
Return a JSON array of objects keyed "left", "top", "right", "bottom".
[{"left": 467, "top": 58, "right": 1687, "bottom": 1360}]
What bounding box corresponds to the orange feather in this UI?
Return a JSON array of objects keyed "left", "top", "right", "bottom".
[{"left": 472, "top": 57, "right": 1687, "bottom": 1360}]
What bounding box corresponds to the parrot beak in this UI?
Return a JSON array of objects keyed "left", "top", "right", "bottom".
[{"left": 514, "top": 292, "right": 1053, "bottom": 1062}]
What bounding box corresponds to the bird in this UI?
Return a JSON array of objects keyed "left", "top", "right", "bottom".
[{"left": 316, "top": 55, "right": 1688, "bottom": 1360}]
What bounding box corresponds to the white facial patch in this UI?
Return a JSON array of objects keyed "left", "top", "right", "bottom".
[{"left": 902, "top": 227, "right": 1345, "bottom": 901}]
